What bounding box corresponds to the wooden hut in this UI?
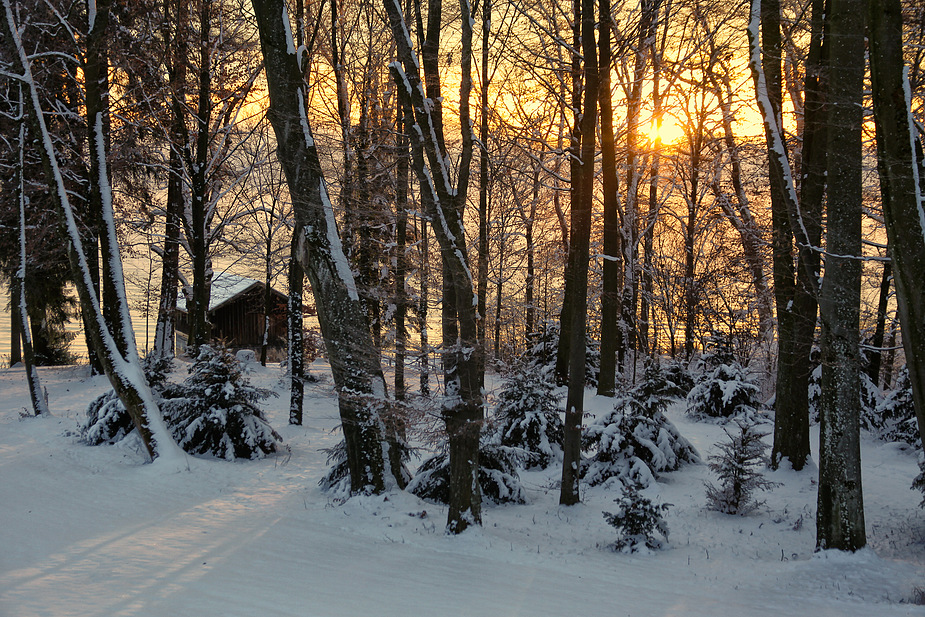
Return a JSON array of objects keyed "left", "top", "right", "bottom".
[{"left": 175, "top": 273, "right": 302, "bottom": 356}]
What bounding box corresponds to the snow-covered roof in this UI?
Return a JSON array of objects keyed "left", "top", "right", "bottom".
[{"left": 176, "top": 272, "right": 265, "bottom": 313}]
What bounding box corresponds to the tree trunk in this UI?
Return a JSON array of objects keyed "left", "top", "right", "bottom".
[
  {"left": 288, "top": 235, "right": 305, "bottom": 426},
  {"left": 252, "top": 0, "right": 395, "bottom": 493},
  {"left": 152, "top": 0, "right": 186, "bottom": 361},
  {"left": 751, "top": 0, "right": 819, "bottom": 471},
  {"left": 384, "top": 0, "right": 483, "bottom": 532},
  {"left": 560, "top": 0, "right": 597, "bottom": 506},
  {"left": 395, "top": 111, "right": 410, "bottom": 403},
  {"left": 816, "top": 0, "right": 866, "bottom": 552},
  {"left": 597, "top": 0, "right": 620, "bottom": 397},
  {"left": 554, "top": 0, "right": 583, "bottom": 387},
  {"left": 2, "top": 0, "right": 181, "bottom": 461},
  {"left": 867, "top": 260, "right": 892, "bottom": 383},
  {"left": 189, "top": 0, "right": 213, "bottom": 354},
  {"left": 14, "top": 112, "right": 48, "bottom": 416},
  {"left": 477, "top": 0, "right": 490, "bottom": 376},
  {"left": 869, "top": 0, "right": 925, "bottom": 449}
]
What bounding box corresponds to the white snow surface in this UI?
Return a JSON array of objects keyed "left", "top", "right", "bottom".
[{"left": 2, "top": 364, "right": 925, "bottom": 616}]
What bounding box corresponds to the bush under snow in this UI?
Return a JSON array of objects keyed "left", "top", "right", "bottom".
[
  {"left": 489, "top": 363, "right": 563, "bottom": 470},
  {"left": 686, "top": 362, "right": 762, "bottom": 422},
  {"left": 406, "top": 443, "right": 526, "bottom": 506},
  {"left": 582, "top": 380, "right": 699, "bottom": 488}
]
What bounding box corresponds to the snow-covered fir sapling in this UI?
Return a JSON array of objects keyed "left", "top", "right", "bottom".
[
  {"left": 405, "top": 441, "right": 526, "bottom": 506},
  {"left": 873, "top": 366, "right": 919, "bottom": 447},
  {"left": 490, "top": 363, "right": 563, "bottom": 469},
  {"left": 523, "top": 320, "right": 600, "bottom": 387},
  {"left": 704, "top": 421, "right": 778, "bottom": 515},
  {"left": 603, "top": 484, "right": 671, "bottom": 552},
  {"left": 159, "top": 344, "right": 282, "bottom": 460},
  {"left": 82, "top": 353, "right": 175, "bottom": 446},
  {"left": 582, "top": 370, "right": 699, "bottom": 488},
  {"left": 913, "top": 456, "right": 925, "bottom": 508},
  {"left": 686, "top": 361, "right": 762, "bottom": 422}
]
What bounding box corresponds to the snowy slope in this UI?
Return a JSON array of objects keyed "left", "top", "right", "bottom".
[{"left": 1, "top": 363, "right": 924, "bottom": 616}]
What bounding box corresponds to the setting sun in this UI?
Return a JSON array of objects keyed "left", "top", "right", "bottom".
[{"left": 646, "top": 117, "right": 685, "bottom": 144}]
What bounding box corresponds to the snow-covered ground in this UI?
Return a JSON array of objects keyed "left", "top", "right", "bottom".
[{"left": 2, "top": 361, "right": 924, "bottom": 616}]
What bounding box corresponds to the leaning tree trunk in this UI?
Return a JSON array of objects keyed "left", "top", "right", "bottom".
[
  {"left": 252, "top": 0, "right": 395, "bottom": 493},
  {"left": 869, "top": 0, "right": 925, "bottom": 449},
  {"left": 2, "top": 0, "right": 181, "bottom": 461},
  {"left": 816, "top": 0, "right": 867, "bottom": 552}
]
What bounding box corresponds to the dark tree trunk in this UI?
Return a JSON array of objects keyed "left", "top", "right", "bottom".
[
  {"left": 869, "top": 0, "right": 925, "bottom": 449},
  {"left": 816, "top": 0, "right": 866, "bottom": 552},
  {"left": 867, "top": 260, "right": 892, "bottom": 383},
  {"left": 477, "top": 0, "right": 490, "bottom": 377},
  {"left": 554, "top": 0, "right": 583, "bottom": 387},
  {"left": 384, "top": 0, "right": 483, "bottom": 532},
  {"left": 152, "top": 0, "right": 186, "bottom": 362},
  {"left": 597, "top": 0, "right": 620, "bottom": 397},
  {"left": 419, "top": 216, "right": 430, "bottom": 396},
  {"left": 560, "top": 0, "right": 597, "bottom": 506},
  {"left": 755, "top": 0, "right": 822, "bottom": 472},
  {"left": 189, "top": 0, "right": 213, "bottom": 354},
  {"left": 394, "top": 111, "right": 410, "bottom": 403},
  {"left": 288, "top": 236, "right": 305, "bottom": 426}
]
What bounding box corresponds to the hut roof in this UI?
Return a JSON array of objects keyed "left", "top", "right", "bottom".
[{"left": 176, "top": 273, "right": 284, "bottom": 313}]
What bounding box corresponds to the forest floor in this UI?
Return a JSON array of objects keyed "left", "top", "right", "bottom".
[{"left": 2, "top": 360, "right": 924, "bottom": 616}]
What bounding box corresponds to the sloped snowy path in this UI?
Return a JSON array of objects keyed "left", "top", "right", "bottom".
[{"left": 1, "top": 364, "right": 924, "bottom": 616}]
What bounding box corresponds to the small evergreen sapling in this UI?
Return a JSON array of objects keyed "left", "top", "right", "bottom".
[
  {"left": 875, "top": 366, "right": 919, "bottom": 447},
  {"left": 704, "top": 421, "right": 778, "bottom": 515},
  {"left": 582, "top": 375, "right": 699, "bottom": 488},
  {"left": 808, "top": 364, "right": 883, "bottom": 429},
  {"left": 686, "top": 361, "right": 762, "bottom": 422},
  {"left": 160, "top": 344, "right": 282, "bottom": 460},
  {"left": 603, "top": 484, "right": 671, "bottom": 552},
  {"left": 406, "top": 442, "right": 526, "bottom": 505},
  {"left": 912, "top": 456, "right": 925, "bottom": 508},
  {"left": 491, "top": 364, "right": 563, "bottom": 469}
]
